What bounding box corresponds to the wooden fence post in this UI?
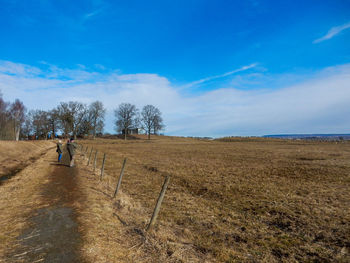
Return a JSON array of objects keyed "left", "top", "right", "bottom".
[
  {"left": 93, "top": 150, "right": 98, "bottom": 173},
  {"left": 146, "top": 176, "right": 171, "bottom": 231},
  {"left": 87, "top": 148, "right": 93, "bottom": 166},
  {"left": 113, "top": 158, "right": 127, "bottom": 198},
  {"left": 100, "top": 153, "right": 106, "bottom": 181}
]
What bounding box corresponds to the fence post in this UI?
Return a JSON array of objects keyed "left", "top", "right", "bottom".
[
  {"left": 100, "top": 153, "right": 106, "bottom": 181},
  {"left": 93, "top": 150, "right": 98, "bottom": 173},
  {"left": 113, "top": 158, "right": 127, "bottom": 198},
  {"left": 87, "top": 148, "right": 93, "bottom": 166},
  {"left": 146, "top": 176, "right": 171, "bottom": 231}
]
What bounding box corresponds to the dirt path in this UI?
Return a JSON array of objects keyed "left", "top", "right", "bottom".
[
  {"left": 1, "top": 145, "right": 155, "bottom": 263},
  {"left": 6, "top": 150, "right": 85, "bottom": 262}
]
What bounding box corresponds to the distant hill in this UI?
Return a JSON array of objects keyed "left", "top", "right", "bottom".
[{"left": 263, "top": 134, "right": 350, "bottom": 140}]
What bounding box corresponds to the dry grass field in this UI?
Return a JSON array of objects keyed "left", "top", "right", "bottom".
[
  {"left": 79, "top": 135, "right": 350, "bottom": 262},
  {"left": 0, "top": 141, "right": 55, "bottom": 260},
  {"left": 0, "top": 140, "right": 53, "bottom": 181},
  {"left": 1, "top": 137, "right": 349, "bottom": 262}
]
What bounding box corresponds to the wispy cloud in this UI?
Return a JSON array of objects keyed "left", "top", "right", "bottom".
[
  {"left": 313, "top": 21, "right": 350, "bottom": 43},
  {"left": 0, "top": 61, "right": 41, "bottom": 76},
  {"left": 1, "top": 60, "right": 350, "bottom": 136},
  {"left": 184, "top": 63, "right": 257, "bottom": 88},
  {"left": 84, "top": 7, "right": 104, "bottom": 20}
]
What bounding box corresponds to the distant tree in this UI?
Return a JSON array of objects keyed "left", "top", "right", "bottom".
[
  {"left": 152, "top": 113, "right": 165, "bottom": 135},
  {"left": 57, "top": 101, "right": 87, "bottom": 139},
  {"left": 21, "top": 110, "right": 34, "bottom": 139},
  {"left": 141, "top": 105, "right": 163, "bottom": 140},
  {"left": 0, "top": 92, "right": 11, "bottom": 140},
  {"left": 0, "top": 92, "right": 9, "bottom": 126},
  {"left": 88, "top": 101, "right": 106, "bottom": 139},
  {"left": 32, "top": 110, "right": 51, "bottom": 139},
  {"left": 0, "top": 91, "right": 7, "bottom": 115},
  {"left": 48, "top": 108, "right": 61, "bottom": 139},
  {"left": 57, "top": 104, "right": 72, "bottom": 136},
  {"left": 9, "top": 99, "right": 26, "bottom": 141},
  {"left": 114, "top": 103, "right": 138, "bottom": 140},
  {"left": 77, "top": 118, "right": 92, "bottom": 137}
]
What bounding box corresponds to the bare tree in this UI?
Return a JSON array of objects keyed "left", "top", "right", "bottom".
[
  {"left": 153, "top": 114, "right": 165, "bottom": 135},
  {"left": 0, "top": 93, "right": 11, "bottom": 140},
  {"left": 0, "top": 91, "right": 7, "bottom": 116},
  {"left": 88, "top": 101, "right": 106, "bottom": 139},
  {"left": 21, "top": 110, "right": 34, "bottom": 139},
  {"left": 32, "top": 110, "right": 50, "bottom": 139},
  {"left": 114, "top": 103, "right": 138, "bottom": 140},
  {"left": 57, "top": 101, "right": 87, "bottom": 139},
  {"left": 141, "top": 105, "right": 162, "bottom": 140},
  {"left": 48, "top": 108, "right": 61, "bottom": 139},
  {"left": 0, "top": 92, "right": 8, "bottom": 127},
  {"left": 9, "top": 99, "right": 26, "bottom": 141}
]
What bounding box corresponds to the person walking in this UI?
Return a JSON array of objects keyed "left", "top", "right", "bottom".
[
  {"left": 56, "top": 140, "right": 63, "bottom": 162},
  {"left": 67, "top": 138, "right": 77, "bottom": 167}
]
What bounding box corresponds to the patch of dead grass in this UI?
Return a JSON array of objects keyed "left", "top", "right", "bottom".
[
  {"left": 0, "top": 140, "right": 53, "bottom": 178},
  {"left": 0, "top": 144, "right": 54, "bottom": 262}
]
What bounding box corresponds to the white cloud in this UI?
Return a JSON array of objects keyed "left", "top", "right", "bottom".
[
  {"left": 313, "top": 21, "right": 350, "bottom": 43},
  {"left": 0, "top": 60, "right": 350, "bottom": 137}
]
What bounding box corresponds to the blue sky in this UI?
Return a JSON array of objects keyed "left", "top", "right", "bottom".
[{"left": 0, "top": 0, "right": 349, "bottom": 137}]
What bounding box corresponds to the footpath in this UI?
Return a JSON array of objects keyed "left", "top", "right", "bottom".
[
  {"left": 0, "top": 143, "right": 173, "bottom": 263},
  {"left": 0, "top": 144, "right": 158, "bottom": 263},
  {"left": 2, "top": 148, "right": 84, "bottom": 263}
]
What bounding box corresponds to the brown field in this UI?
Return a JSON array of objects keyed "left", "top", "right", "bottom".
[
  {"left": 0, "top": 140, "right": 53, "bottom": 181},
  {"left": 78, "top": 135, "right": 350, "bottom": 262},
  {"left": 0, "top": 141, "right": 55, "bottom": 260},
  {"left": 0, "top": 136, "right": 349, "bottom": 262}
]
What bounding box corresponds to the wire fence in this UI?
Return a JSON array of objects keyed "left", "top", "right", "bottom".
[{"left": 76, "top": 143, "right": 170, "bottom": 231}]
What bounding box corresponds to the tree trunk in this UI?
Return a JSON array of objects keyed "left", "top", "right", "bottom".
[
  {"left": 52, "top": 124, "right": 55, "bottom": 140},
  {"left": 93, "top": 120, "right": 96, "bottom": 140},
  {"left": 15, "top": 127, "right": 20, "bottom": 141},
  {"left": 124, "top": 128, "right": 127, "bottom": 140},
  {"left": 13, "top": 120, "right": 17, "bottom": 141},
  {"left": 148, "top": 128, "right": 151, "bottom": 140}
]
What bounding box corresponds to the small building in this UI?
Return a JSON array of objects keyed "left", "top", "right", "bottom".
[{"left": 122, "top": 128, "right": 139, "bottom": 135}]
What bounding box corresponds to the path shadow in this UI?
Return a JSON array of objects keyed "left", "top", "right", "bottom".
[{"left": 49, "top": 163, "right": 70, "bottom": 167}]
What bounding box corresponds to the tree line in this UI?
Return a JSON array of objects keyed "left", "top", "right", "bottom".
[{"left": 0, "top": 92, "right": 164, "bottom": 141}]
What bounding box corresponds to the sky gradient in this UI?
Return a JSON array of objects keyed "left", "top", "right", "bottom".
[{"left": 0, "top": 0, "right": 349, "bottom": 137}]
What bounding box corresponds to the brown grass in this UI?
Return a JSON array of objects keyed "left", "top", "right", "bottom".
[
  {"left": 78, "top": 135, "right": 350, "bottom": 262},
  {"left": 0, "top": 141, "right": 54, "bottom": 261},
  {"left": 1, "top": 137, "right": 349, "bottom": 262},
  {"left": 0, "top": 140, "right": 52, "bottom": 178}
]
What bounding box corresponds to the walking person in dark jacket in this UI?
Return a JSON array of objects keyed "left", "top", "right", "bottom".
[
  {"left": 67, "top": 138, "right": 77, "bottom": 167},
  {"left": 56, "top": 140, "right": 63, "bottom": 162}
]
